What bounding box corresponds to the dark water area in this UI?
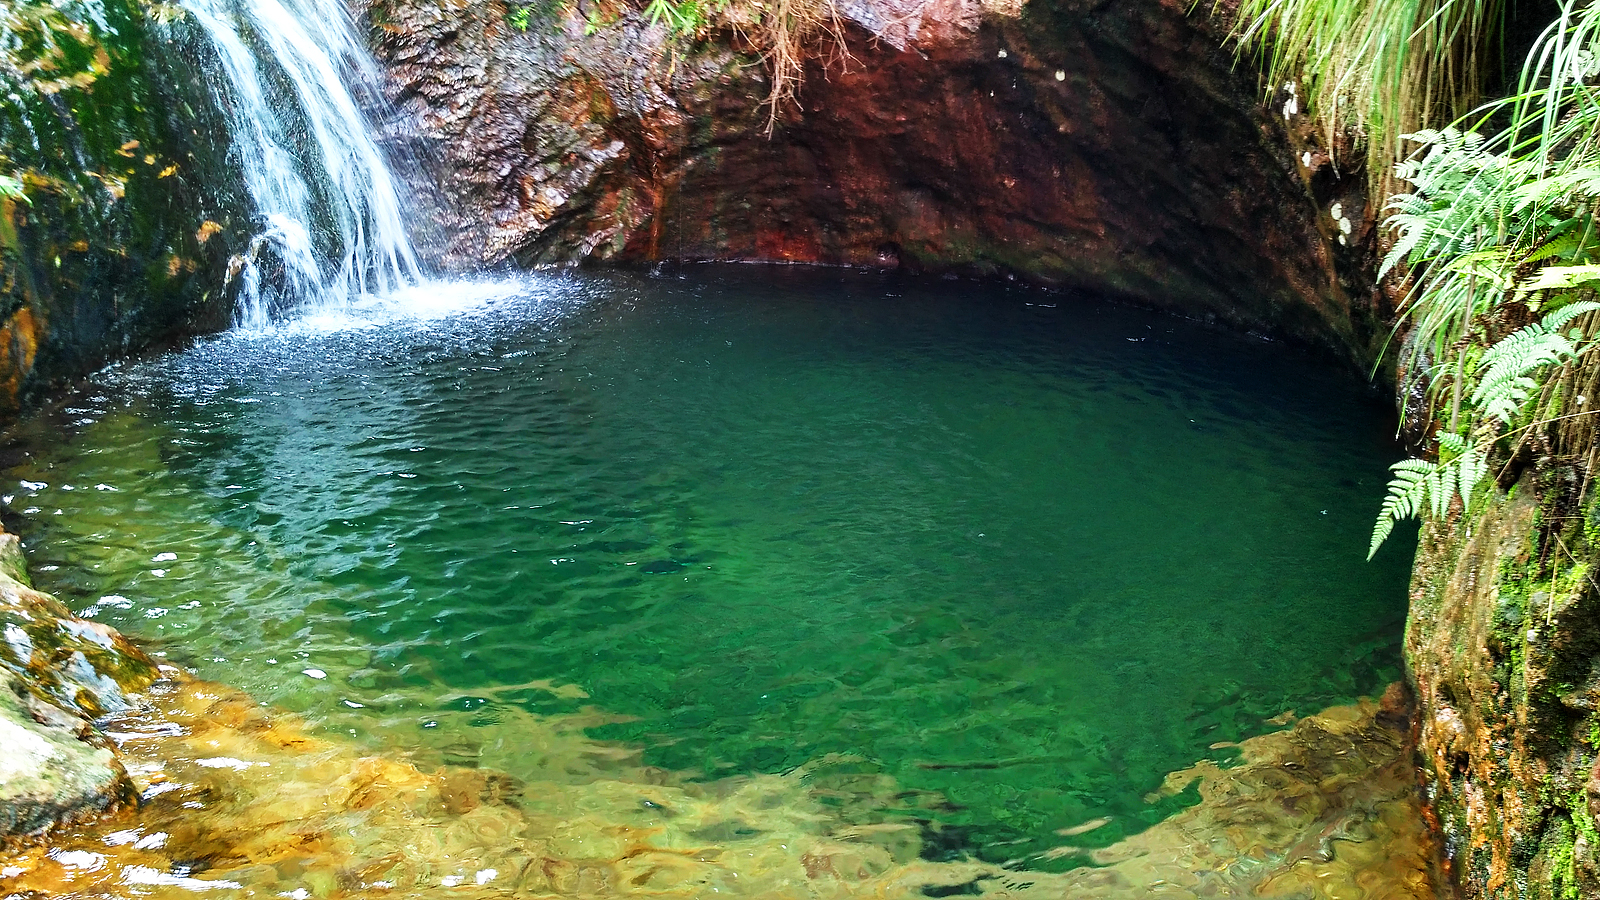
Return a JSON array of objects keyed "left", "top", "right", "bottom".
[{"left": 1, "top": 267, "right": 1413, "bottom": 869}]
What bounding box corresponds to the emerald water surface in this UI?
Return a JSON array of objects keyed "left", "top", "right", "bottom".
[{"left": 2, "top": 268, "right": 1412, "bottom": 868}]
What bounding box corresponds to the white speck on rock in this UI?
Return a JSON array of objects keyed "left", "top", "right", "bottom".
[
  {"left": 997, "top": 49, "right": 1007, "bottom": 58},
  {"left": 1054, "top": 70, "right": 1065, "bottom": 81},
  {"left": 3, "top": 622, "right": 32, "bottom": 660}
]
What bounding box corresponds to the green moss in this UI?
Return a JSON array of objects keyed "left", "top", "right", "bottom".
[
  {"left": 1548, "top": 788, "right": 1600, "bottom": 900},
  {"left": 1574, "top": 787, "right": 1600, "bottom": 844},
  {"left": 0, "top": 0, "right": 248, "bottom": 411},
  {"left": 508, "top": 0, "right": 571, "bottom": 31}
]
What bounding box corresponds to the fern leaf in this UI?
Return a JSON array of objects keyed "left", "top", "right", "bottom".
[
  {"left": 1540, "top": 298, "right": 1600, "bottom": 332},
  {"left": 1427, "top": 464, "right": 1454, "bottom": 519},
  {"left": 1515, "top": 265, "right": 1600, "bottom": 292},
  {"left": 1369, "top": 459, "right": 1435, "bottom": 559},
  {"left": 1457, "top": 447, "right": 1488, "bottom": 515},
  {"left": 1472, "top": 313, "right": 1579, "bottom": 424}
]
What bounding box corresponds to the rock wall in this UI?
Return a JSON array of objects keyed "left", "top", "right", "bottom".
[
  {"left": 370, "top": 0, "right": 1379, "bottom": 359},
  {"left": 0, "top": 0, "right": 248, "bottom": 418},
  {"left": 0, "top": 0, "right": 1384, "bottom": 407},
  {"left": 1408, "top": 472, "right": 1600, "bottom": 899}
]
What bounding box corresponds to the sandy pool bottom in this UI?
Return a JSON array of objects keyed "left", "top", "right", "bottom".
[{"left": 1, "top": 672, "right": 1440, "bottom": 900}]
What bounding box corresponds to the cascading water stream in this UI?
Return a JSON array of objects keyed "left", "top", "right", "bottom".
[{"left": 181, "top": 0, "right": 426, "bottom": 328}]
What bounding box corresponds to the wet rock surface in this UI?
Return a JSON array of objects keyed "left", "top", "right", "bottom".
[
  {"left": 0, "top": 530, "right": 156, "bottom": 843},
  {"left": 0, "top": 687, "right": 122, "bottom": 839},
  {"left": 0, "top": 0, "right": 249, "bottom": 417},
  {"left": 369, "top": 0, "right": 1378, "bottom": 358},
  {"left": 1407, "top": 478, "right": 1600, "bottom": 899}
]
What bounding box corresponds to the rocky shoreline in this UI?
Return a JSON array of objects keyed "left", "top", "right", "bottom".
[{"left": 0, "top": 528, "right": 155, "bottom": 839}]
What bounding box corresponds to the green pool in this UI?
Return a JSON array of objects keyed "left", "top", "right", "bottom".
[{"left": 1, "top": 267, "right": 1413, "bottom": 869}]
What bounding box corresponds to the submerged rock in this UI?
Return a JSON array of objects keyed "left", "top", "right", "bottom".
[
  {"left": 0, "top": 669, "right": 1440, "bottom": 899},
  {"left": 0, "top": 499, "right": 1438, "bottom": 897}
]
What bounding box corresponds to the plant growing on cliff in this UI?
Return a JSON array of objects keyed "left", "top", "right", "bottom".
[
  {"left": 1366, "top": 2, "right": 1600, "bottom": 556},
  {"left": 1230, "top": 0, "right": 1509, "bottom": 183},
  {"left": 1371, "top": 433, "right": 1488, "bottom": 556},
  {"left": 519, "top": 0, "right": 846, "bottom": 133},
  {"left": 643, "top": 0, "right": 709, "bottom": 33}
]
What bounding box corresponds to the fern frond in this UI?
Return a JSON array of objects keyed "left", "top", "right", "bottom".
[
  {"left": 1371, "top": 459, "right": 1435, "bottom": 559},
  {"left": 1539, "top": 298, "right": 1600, "bottom": 331},
  {"left": 1471, "top": 301, "right": 1600, "bottom": 422},
  {"left": 1457, "top": 446, "right": 1489, "bottom": 511},
  {"left": 1369, "top": 435, "right": 1490, "bottom": 559}
]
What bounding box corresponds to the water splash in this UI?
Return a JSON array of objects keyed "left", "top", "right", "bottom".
[{"left": 181, "top": 0, "right": 425, "bottom": 328}]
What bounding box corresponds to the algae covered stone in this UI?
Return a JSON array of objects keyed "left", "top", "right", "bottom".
[
  {"left": 0, "top": 529, "right": 155, "bottom": 843},
  {"left": 0, "top": 678, "right": 125, "bottom": 838}
]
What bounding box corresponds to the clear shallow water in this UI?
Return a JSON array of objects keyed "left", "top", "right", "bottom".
[{"left": 1, "top": 268, "right": 1413, "bottom": 869}]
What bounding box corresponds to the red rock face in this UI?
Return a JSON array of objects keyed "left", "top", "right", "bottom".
[{"left": 371, "top": 0, "right": 1376, "bottom": 357}]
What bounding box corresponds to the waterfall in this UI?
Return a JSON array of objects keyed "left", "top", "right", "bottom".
[{"left": 181, "top": 0, "right": 425, "bottom": 328}]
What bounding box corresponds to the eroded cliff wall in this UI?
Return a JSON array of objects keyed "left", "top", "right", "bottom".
[
  {"left": 370, "top": 0, "right": 1379, "bottom": 357},
  {"left": 1409, "top": 470, "right": 1600, "bottom": 899}
]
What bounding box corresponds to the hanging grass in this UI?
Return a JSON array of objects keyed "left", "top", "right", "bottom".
[
  {"left": 511, "top": 0, "right": 848, "bottom": 133},
  {"left": 1229, "top": 0, "right": 1510, "bottom": 186},
  {"left": 1364, "top": 1, "right": 1600, "bottom": 553},
  {"left": 1225, "top": 0, "right": 1600, "bottom": 555}
]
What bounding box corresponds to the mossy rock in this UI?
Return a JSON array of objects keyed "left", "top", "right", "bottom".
[
  {"left": 0, "top": 677, "right": 129, "bottom": 841},
  {"left": 0, "top": 0, "right": 250, "bottom": 417},
  {"left": 0, "top": 526, "right": 154, "bottom": 843}
]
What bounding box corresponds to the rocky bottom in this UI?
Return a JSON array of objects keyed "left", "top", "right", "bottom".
[{"left": 0, "top": 673, "right": 1442, "bottom": 899}]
